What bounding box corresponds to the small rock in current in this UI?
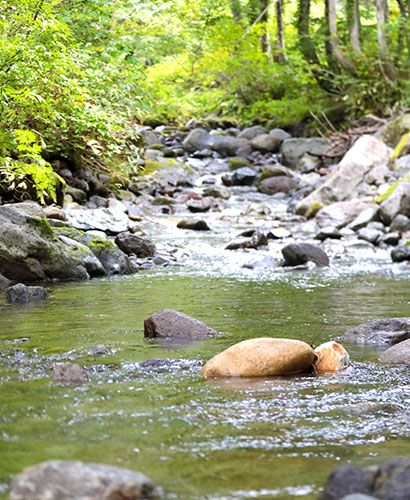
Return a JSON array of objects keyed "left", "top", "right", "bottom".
[
  {"left": 6, "top": 283, "right": 49, "bottom": 304},
  {"left": 281, "top": 243, "right": 329, "bottom": 267},
  {"left": 313, "top": 341, "right": 350, "bottom": 373},
  {"left": 52, "top": 363, "right": 89, "bottom": 383},
  {"left": 177, "top": 219, "right": 211, "bottom": 231}
]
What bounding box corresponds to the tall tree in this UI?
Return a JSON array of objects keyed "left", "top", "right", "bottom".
[
  {"left": 327, "top": 0, "right": 356, "bottom": 72},
  {"left": 260, "top": 0, "right": 272, "bottom": 60},
  {"left": 229, "top": 0, "right": 242, "bottom": 22},
  {"left": 396, "top": 0, "right": 410, "bottom": 56},
  {"left": 346, "top": 0, "right": 362, "bottom": 55},
  {"left": 274, "top": 0, "right": 286, "bottom": 62},
  {"left": 375, "top": 0, "right": 397, "bottom": 81}
]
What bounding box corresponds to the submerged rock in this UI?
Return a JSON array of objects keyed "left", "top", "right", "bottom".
[
  {"left": 202, "top": 338, "right": 315, "bottom": 377},
  {"left": 6, "top": 283, "right": 49, "bottom": 304},
  {"left": 379, "top": 339, "right": 410, "bottom": 365},
  {"left": 391, "top": 245, "right": 410, "bottom": 262},
  {"left": 115, "top": 232, "right": 156, "bottom": 257},
  {"left": 144, "top": 309, "right": 220, "bottom": 340},
  {"left": 344, "top": 317, "right": 410, "bottom": 346},
  {"left": 282, "top": 243, "right": 329, "bottom": 267},
  {"left": 313, "top": 341, "right": 350, "bottom": 373},
  {"left": 9, "top": 460, "right": 159, "bottom": 500},
  {"left": 52, "top": 363, "right": 89, "bottom": 384}
]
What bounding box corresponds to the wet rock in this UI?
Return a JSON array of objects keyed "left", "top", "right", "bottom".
[
  {"left": 52, "top": 363, "right": 89, "bottom": 383},
  {"left": 320, "top": 464, "right": 376, "bottom": 499},
  {"left": 115, "top": 232, "right": 156, "bottom": 257},
  {"left": 347, "top": 206, "right": 379, "bottom": 231},
  {"left": 57, "top": 235, "right": 107, "bottom": 278},
  {"left": 0, "top": 273, "right": 11, "bottom": 291},
  {"left": 321, "top": 458, "right": 410, "bottom": 500},
  {"left": 202, "top": 338, "right": 315, "bottom": 377},
  {"left": 344, "top": 317, "right": 410, "bottom": 346},
  {"left": 221, "top": 174, "right": 233, "bottom": 186},
  {"left": 238, "top": 125, "right": 268, "bottom": 140},
  {"left": 379, "top": 339, "right": 410, "bottom": 364},
  {"left": 231, "top": 167, "right": 258, "bottom": 186},
  {"left": 250, "top": 133, "right": 282, "bottom": 153},
  {"left": 177, "top": 219, "right": 211, "bottom": 231},
  {"left": 379, "top": 231, "right": 400, "bottom": 246},
  {"left": 91, "top": 242, "right": 133, "bottom": 275},
  {"left": 379, "top": 181, "right": 410, "bottom": 225},
  {"left": 88, "top": 195, "right": 108, "bottom": 208},
  {"left": 6, "top": 283, "right": 49, "bottom": 304},
  {"left": 227, "top": 157, "right": 250, "bottom": 169},
  {"left": 226, "top": 231, "right": 268, "bottom": 250},
  {"left": 315, "top": 226, "right": 343, "bottom": 241},
  {"left": 66, "top": 186, "right": 87, "bottom": 204},
  {"left": 316, "top": 201, "right": 379, "bottom": 229},
  {"left": 65, "top": 205, "right": 130, "bottom": 234},
  {"left": 187, "top": 198, "right": 212, "bottom": 213},
  {"left": 144, "top": 309, "right": 220, "bottom": 340},
  {"left": 0, "top": 205, "right": 88, "bottom": 282},
  {"left": 88, "top": 345, "right": 111, "bottom": 356},
  {"left": 391, "top": 245, "right": 410, "bottom": 262},
  {"left": 313, "top": 341, "right": 350, "bottom": 373},
  {"left": 9, "top": 460, "right": 159, "bottom": 500},
  {"left": 203, "top": 186, "right": 231, "bottom": 199},
  {"left": 260, "top": 166, "right": 295, "bottom": 180},
  {"left": 357, "top": 227, "right": 381, "bottom": 245},
  {"left": 281, "top": 137, "right": 330, "bottom": 170},
  {"left": 258, "top": 176, "right": 298, "bottom": 195},
  {"left": 268, "top": 228, "right": 291, "bottom": 239},
  {"left": 296, "top": 136, "right": 390, "bottom": 215},
  {"left": 390, "top": 214, "right": 410, "bottom": 233},
  {"left": 43, "top": 206, "right": 65, "bottom": 221},
  {"left": 212, "top": 136, "right": 251, "bottom": 157},
  {"left": 282, "top": 243, "right": 329, "bottom": 267}
]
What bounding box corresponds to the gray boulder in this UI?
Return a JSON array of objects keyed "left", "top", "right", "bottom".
[
  {"left": 9, "top": 460, "right": 159, "bottom": 500},
  {"left": 258, "top": 176, "right": 298, "bottom": 195},
  {"left": 379, "top": 339, "right": 410, "bottom": 364},
  {"left": 238, "top": 125, "right": 268, "bottom": 140},
  {"left": 378, "top": 181, "right": 410, "bottom": 225},
  {"left": 52, "top": 363, "right": 89, "bottom": 383},
  {"left": 316, "top": 201, "right": 379, "bottom": 229},
  {"left": 183, "top": 128, "right": 213, "bottom": 152},
  {"left": 391, "top": 245, "right": 410, "bottom": 262},
  {"left": 57, "top": 235, "right": 107, "bottom": 278},
  {"left": 282, "top": 243, "right": 329, "bottom": 267},
  {"left": 64, "top": 205, "right": 130, "bottom": 234},
  {"left": 115, "top": 232, "right": 156, "bottom": 257},
  {"left": 6, "top": 283, "right": 49, "bottom": 304},
  {"left": 144, "top": 309, "right": 220, "bottom": 340},
  {"left": 321, "top": 458, "right": 410, "bottom": 500},
  {"left": 296, "top": 136, "right": 390, "bottom": 215},
  {"left": 0, "top": 205, "right": 88, "bottom": 282},
  {"left": 92, "top": 243, "right": 133, "bottom": 275},
  {"left": 212, "top": 136, "right": 251, "bottom": 157},
  {"left": 250, "top": 133, "right": 282, "bottom": 153},
  {"left": 0, "top": 273, "right": 11, "bottom": 291},
  {"left": 390, "top": 214, "right": 410, "bottom": 232},
  {"left": 344, "top": 317, "right": 410, "bottom": 346},
  {"left": 231, "top": 167, "right": 258, "bottom": 186},
  {"left": 280, "top": 137, "right": 330, "bottom": 170},
  {"left": 187, "top": 198, "right": 212, "bottom": 213}
]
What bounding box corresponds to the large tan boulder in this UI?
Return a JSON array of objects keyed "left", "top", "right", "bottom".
[
  {"left": 313, "top": 341, "right": 350, "bottom": 373},
  {"left": 202, "top": 338, "right": 315, "bottom": 377}
]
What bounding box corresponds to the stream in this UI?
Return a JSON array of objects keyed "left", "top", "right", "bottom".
[{"left": 1, "top": 153, "right": 410, "bottom": 499}]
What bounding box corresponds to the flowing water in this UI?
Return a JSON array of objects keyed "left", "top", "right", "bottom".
[{"left": 0, "top": 268, "right": 409, "bottom": 499}]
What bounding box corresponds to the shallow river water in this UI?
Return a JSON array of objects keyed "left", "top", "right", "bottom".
[{"left": 1, "top": 266, "right": 409, "bottom": 498}]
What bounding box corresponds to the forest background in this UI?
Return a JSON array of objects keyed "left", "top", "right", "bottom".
[{"left": 0, "top": 0, "right": 409, "bottom": 202}]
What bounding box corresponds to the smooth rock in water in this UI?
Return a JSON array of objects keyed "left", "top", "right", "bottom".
[
  {"left": 379, "top": 339, "right": 410, "bottom": 364},
  {"left": 316, "top": 201, "right": 378, "bottom": 229},
  {"left": 379, "top": 181, "right": 410, "bottom": 225},
  {"left": 225, "top": 231, "right": 268, "bottom": 250},
  {"left": 282, "top": 243, "right": 329, "bottom": 267},
  {"left": 182, "top": 128, "right": 213, "bottom": 152},
  {"left": 268, "top": 228, "right": 292, "bottom": 239},
  {"left": 6, "top": 283, "right": 49, "bottom": 304},
  {"left": 212, "top": 136, "right": 251, "bottom": 157},
  {"left": 379, "top": 231, "right": 400, "bottom": 246},
  {"left": 357, "top": 227, "right": 381, "bottom": 245},
  {"left": 57, "top": 235, "right": 107, "bottom": 278},
  {"left": 231, "top": 167, "right": 258, "bottom": 186},
  {"left": 238, "top": 125, "right": 268, "bottom": 140},
  {"left": 203, "top": 186, "right": 231, "bottom": 199},
  {"left": 344, "top": 317, "right": 410, "bottom": 346},
  {"left": 280, "top": 137, "right": 330, "bottom": 170},
  {"left": 52, "top": 363, "right": 89, "bottom": 383},
  {"left": 320, "top": 458, "right": 410, "bottom": 500},
  {"left": 390, "top": 214, "right": 410, "bottom": 233},
  {"left": 202, "top": 338, "right": 315, "bottom": 377},
  {"left": 258, "top": 176, "right": 298, "bottom": 195},
  {"left": 296, "top": 135, "right": 390, "bottom": 215},
  {"left": 391, "top": 245, "right": 410, "bottom": 262},
  {"left": 250, "top": 133, "right": 283, "bottom": 153},
  {"left": 313, "top": 341, "right": 350, "bottom": 373},
  {"left": 115, "top": 232, "right": 156, "bottom": 257},
  {"left": 347, "top": 207, "right": 379, "bottom": 231},
  {"left": 177, "top": 219, "right": 211, "bottom": 231},
  {"left": 187, "top": 198, "right": 212, "bottom": 213},
  {"left": 144, "top": 309, "right": 220, "bottom": 340},
  {"left": 9, "top": 460, "right": 159, "bottom": 500}
]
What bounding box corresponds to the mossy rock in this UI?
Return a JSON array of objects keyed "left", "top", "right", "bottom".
[
  {"left": 228, "top": 157, "right": 250, "bottom": 170},
  {"left": 374, "top": 174, "right": 410, "bottom": 204},
  {"left": 380, "top": 113, "right": 410, "bottom": 148},
  {"left": 148, "top": 143, "right": 165, "bottom": 150},
  {"left": 260, "top": 167, "right": 292, "bottom": 181},
  {"left": 27, "top": 217, "right": 56, "bottom": 240},
  {"left": 305, "top": 200, "right": 324, "bottom": 218}
]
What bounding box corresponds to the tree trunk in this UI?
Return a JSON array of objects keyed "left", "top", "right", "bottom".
[
  {"left": 327, "top": 0, "right": 356, "bottom": 72},
  {"left": 396, "top": 0, "right": 410, "bottom": 56},
  {"left": 274, "top": 0, "right": 286, "bottom": 62},
  {"left": 375, "top": 0, "right": 397, "bottom": 81},
  {"left": 346, "top": 0, "right": 362, "bottom": 54},
  {"left": 230, "top": 0, "right": 242, "bottom": 23},
  {"left": 260, "top": 0, "right": 272, "bottom": 61}
]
